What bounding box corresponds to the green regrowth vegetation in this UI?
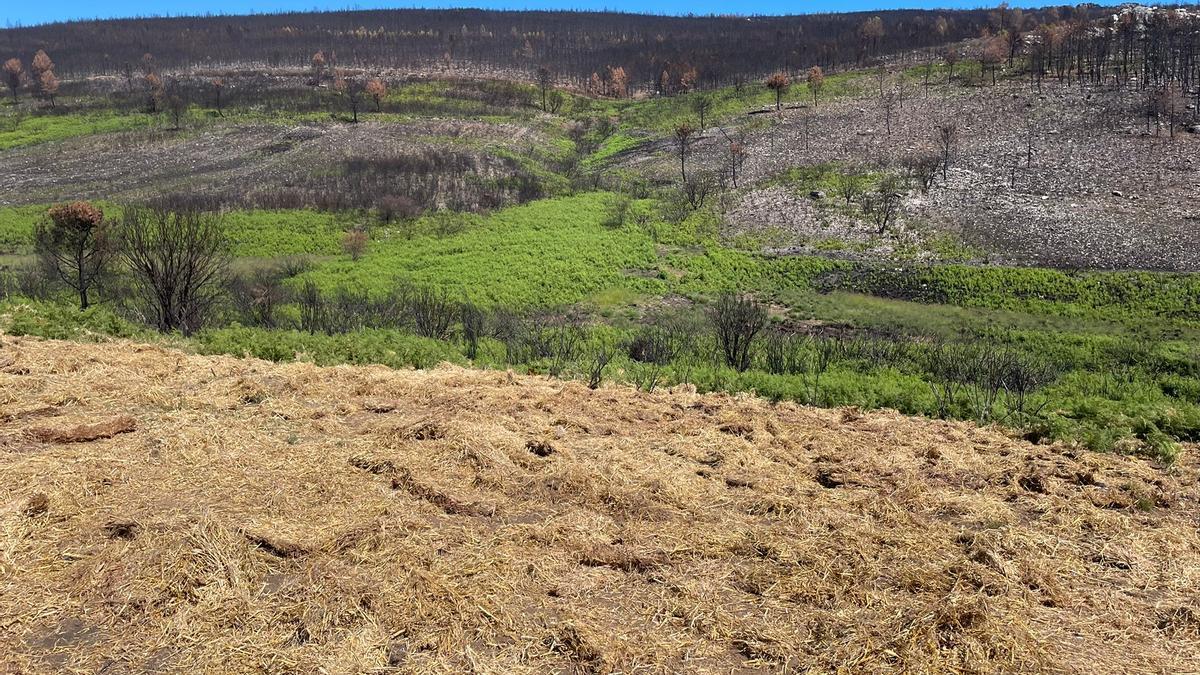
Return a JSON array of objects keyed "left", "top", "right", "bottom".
[
  {"left": 0, "top": 56, "right": 1193, "bottom": 464},
  {"left": 222, "top": 210, "right": 348, "bottom": 258},
  {"left": 300, "top": 193, "right": 666, "bottom": 307},
  {"left": 0, "top": 111, "right": 156, "bottom": 150},
  {"left": 0, "top": 205, "right": 352, "bottom": 259}
]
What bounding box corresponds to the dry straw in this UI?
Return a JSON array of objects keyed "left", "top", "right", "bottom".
[{"left": 0, "top": 335, "right": 1196, "bottom": 673}]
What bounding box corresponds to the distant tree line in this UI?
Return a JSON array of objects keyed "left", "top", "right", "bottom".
[{"left": 0, "top": 6, "right": 1099, "bottom": 92}]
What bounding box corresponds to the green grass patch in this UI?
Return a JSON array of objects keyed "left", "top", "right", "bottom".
[
  {"left": 830, "top": 264, "right": 1200, "bottom": 327},
  {"left": 223, "top": 209, "right": 349, "bottom": 258},
  {"left": 0, "top": 204, "right": 350, "bottom": 259},
  {"left": 585, "top": 131, "right": 647, "bottom": 166},
  {"left": 302, "top": 193, "right": 665, "bottom": 307},
  {"left": 0, "top": 111, "right": 155, "bottom": 150},
  {"left": 0, "top": 205, "right": 52, "bottom": 254}
]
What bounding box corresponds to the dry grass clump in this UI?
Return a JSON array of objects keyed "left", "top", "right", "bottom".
[{"left": 0, "top": 335, "right": 1197, "bottom": 673}]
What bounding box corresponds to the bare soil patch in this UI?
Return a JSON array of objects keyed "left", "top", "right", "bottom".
[
  {"left": 674, "top": 81, "right": 1200, "bottom": 271},
  {"left": 0, "top": 118, "right": 550, "bottom": 210}
]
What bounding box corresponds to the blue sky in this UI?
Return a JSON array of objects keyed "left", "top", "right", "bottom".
[{"left": 3, "top": 0, "right": 1088, "bottom": 28}]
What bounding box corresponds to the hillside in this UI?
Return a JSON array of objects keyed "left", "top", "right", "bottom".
[
  {"left": 1, "top": 335, "right": 1197, "bottom": 672},
  {"left": 0, "top": 6, "right": 1072, "bottom": 85}
]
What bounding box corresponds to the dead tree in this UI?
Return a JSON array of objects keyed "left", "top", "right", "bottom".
[
  {"left": 881, "top": 91, "right": 897, "bottom": 134},
  {"left": 936, "top": 122, "right": 959, "bottom": 182},
  {"left": 766, "top": 71, "right": 790, "bottom": 111},
  {"left": 366, "top": 78, "right": 387, "bottom": 112},
  {"left": 943, "top": 47, "right": 960, "bottom": 84},
  {"left": 808, "top": 66, "right": 824, "bottom": 107},
  {"left": 710, "top": 293, "right": 767, "bottom": 372},
  {"left": 211, "top": 78, "right": 225, "bottom": 116},
  {"left": 537, "top": 66, "right": 552, "bottom": 111},
  {"left": 165, "top": 77, "right": 188, "bottom": 130},
  {"left": 120, "top": 206, "right": 230, "bottom": 335},
  {"left": 674, "top": 121, "right": 696, "bottom": 183},
  {"left": 33, "top": 202, "right": 114, "bottom": 309},
  {"left": 692, "top": 94, "right": 713, "bottom": 129},
  {"left": 862, "top": 175, "right": 905, "bottom": 234},
  {"left": 2, "top": 58, "right": 22, "bottom": 103},
  {"left": 333, "top": 71, "right": 365, "bottom": 122},
  {"left": 718, "top": 126, "right": 746, "bottom": 188}
]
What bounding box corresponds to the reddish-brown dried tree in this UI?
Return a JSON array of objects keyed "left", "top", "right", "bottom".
[
  {"left": 34, "top": 202, "right": 114, "bottom": 309},
  {"left": 765, "top": 71, "right": 790, "bottom": 111}
]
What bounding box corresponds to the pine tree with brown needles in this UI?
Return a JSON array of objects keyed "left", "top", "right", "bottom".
[
  {"left": 365, "top": 78, "right": 387, "bottom": 112},
  {"left": 34, "top": 202, "right": 114, "bottom": 310},
  {"left": 3, "top": 58, "right": 23, "bottom": 103},
  {"left": 807, "top": 66, "right": 824, "bottom": 107},
  {"left": 765, "top": 71, "right": 790, "bottom": 111}
]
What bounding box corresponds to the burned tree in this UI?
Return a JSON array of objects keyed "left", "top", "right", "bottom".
[
  {"left": 33, "top": 202, "right": 114, "bottom": 309},
  {"left": 765, "top": 71, "right": 790, "bottom": 111},
  {"left": 342, "top": 227, "right": 368, "bottom": 260},
  {"left": 981, "top": 36, "right": 1005, "bottom": 85},
  {"left": 30, "top": 50, "right": 57, "bottom": 106},
  {"left": 537, "top": 66, "right": 552, "bottom": 111},
  {"left": 674, "top": 121, "right": 696, "bottom": 182},
  {"left": 120, "top": 206, "right": 230, "bottom": 335},
  {"left": 310, "top": 50, "right": 327, "bottom": 85},
  {"left": 692, "top": 94, "right": 713, "bottom": 130},
  {"left": 366, "top": 78, "right": 387, "bottom": 112},
  {"left": 210, "top": 78, "right": 225, "bottom": 116},
  {"left": 144, "top": 72, "right": 164, "bottom": 112},
  {"left": 903, "top": 151, "right": 943, "bottom": 193},
  {"left": 715, "top": 123, "right": 747, "bottom": 189},
  {"left": 808, "top": 66, "right": 825, "bottom": 107},
  {"left": 881, "top": 90, "right": 897, "bottom": 134},
  {"left": 936, "top": 122, "right": 959, "bottom": 182},
  {"left": 3, "top": 58, "right": 23, "bottom": 103},
  {"left": 710, "top": 293, "right": 767, "bottom": 372},
  {"left": 862, "top": 175, "right": 905, "bottom": 234},
  {"left": 36, "top": 70, "right": 59, "bottom": 107},
  {"left": 333, "top": 71, "right": 366, "bottom": 122},
  {"left": 942, "top": 47, "right": 960, "bottom": 83},
  {"left": 165, "top": 77, "right": 188, "bottom": 129}
]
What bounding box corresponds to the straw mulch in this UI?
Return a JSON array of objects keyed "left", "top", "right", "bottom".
[{"left": 0, "top": 336, "right": 1197, "bottom": 673}]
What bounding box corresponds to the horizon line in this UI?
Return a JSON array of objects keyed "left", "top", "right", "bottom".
[{"left": 1, "top": 0, "right": 1149, "bottom": 30}]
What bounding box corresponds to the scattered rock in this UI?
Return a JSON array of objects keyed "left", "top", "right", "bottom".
[{"left": 808, "top": 190, "right": 826, "bottom": 200}]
